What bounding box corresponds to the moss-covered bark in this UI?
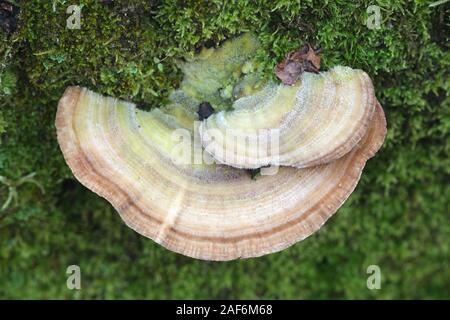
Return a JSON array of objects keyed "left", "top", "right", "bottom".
[{"left": 0, "top": 0, "right": 449, "bottom": 298}]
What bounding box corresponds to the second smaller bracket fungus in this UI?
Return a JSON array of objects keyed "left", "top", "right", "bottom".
[
  {"left": 197, "top": 102, "right": 215, "bottom": 120},
  {"left": 200, "top": 66, "right": 376, "bottom": 169}
]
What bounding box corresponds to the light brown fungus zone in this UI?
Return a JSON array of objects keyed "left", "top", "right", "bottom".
[{"left": 56, "top": 86, "right": 386, "bottom": 260}]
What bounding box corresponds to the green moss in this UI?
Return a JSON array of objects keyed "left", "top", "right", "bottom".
[
  {"left": 0, "top": 0, "right": 449, "bottom": 299},
  {"left": 0, "top": 68, "right": 17, "bottom": 96}
]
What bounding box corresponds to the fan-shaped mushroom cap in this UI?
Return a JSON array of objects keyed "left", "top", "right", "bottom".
[
  {"left": 56, "top": 87, "right": 386, "bottom": 260},
  {"left": 200, "top": 66, "right": 376, "bottom": 169}
]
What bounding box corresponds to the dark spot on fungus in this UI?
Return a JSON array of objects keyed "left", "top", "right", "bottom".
[
  {"left": 248, "top": 168, "right": 261, "bottom": 180},
  {"left": 204, "top": 39, "right": 216, "bottom": 48},
  {"left": 197, "top": 102, "right": 215, "bottom": 120}
]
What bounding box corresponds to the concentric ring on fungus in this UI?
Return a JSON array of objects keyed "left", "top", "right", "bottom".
[
  {"left": 55, "top": 34, "right": 386, "bottom": 260},
  {"left": 200, "top": 66, "right": 376, "bottom": 169}
]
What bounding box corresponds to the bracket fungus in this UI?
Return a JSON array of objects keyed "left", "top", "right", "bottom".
[
  {"left": 200, "top": 66, "right": 376, "bottom": 169},
  {"left": 55, "top": 34, "right": 386, "bottom": 260}
]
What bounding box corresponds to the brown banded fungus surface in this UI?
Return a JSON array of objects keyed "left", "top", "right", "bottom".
[{"left": 56, "top": 34, "right": 386, "bottom": 260}]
